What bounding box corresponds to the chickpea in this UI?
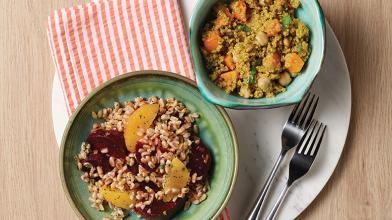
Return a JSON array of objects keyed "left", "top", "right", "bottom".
[
  {"left": 256, "top": 31, "right": 268, "bottom": 46},
  {"left": 257, "top": 77, "right": 271, "bottom": 90},
  {"left": 240, "top": 86, "right": 251, "bottom": 98},
  {"left": 279, "top": 72, "right": 292, "bottom": 86}
]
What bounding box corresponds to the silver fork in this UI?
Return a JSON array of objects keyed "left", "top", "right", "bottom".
[
  {"left": 265, "top": 120, "right": 327, "bottom": 220},
  {"left": 247, "top": 93, "right": 319, "bottom": 220}
]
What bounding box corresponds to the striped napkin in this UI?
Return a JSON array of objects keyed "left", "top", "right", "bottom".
[
  {"left": 47, "top": 0, "right": 231, "bottom": 219},
  {"left": 47, "top": 0, "right": 195, "bottom": 114}
]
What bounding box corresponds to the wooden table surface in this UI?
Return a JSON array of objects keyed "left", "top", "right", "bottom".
[{"left": 1, "top": 0, "right": 391, "bottom": 219}]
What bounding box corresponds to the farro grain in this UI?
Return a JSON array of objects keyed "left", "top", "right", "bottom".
[
  {"left": 97, "top": 110, "right": 103, "bottom": 118},
  {"left": 97, "top": 166, "right": 103, "bottom": 176},
  {"left": 191, "top": 173, "right": 197, "bottom": 183},
  {"left": 109, "top": 157, "right": 115, "bottom": 167}
]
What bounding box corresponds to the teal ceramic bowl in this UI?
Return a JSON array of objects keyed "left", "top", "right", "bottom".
[
  {"left": 60, "top": 71, "right": 238, "bottom": 220},
  {"left": 190, "top": 0, "right": 325, "bottom": 109}
]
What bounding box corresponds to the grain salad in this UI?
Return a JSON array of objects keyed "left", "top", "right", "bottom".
[
  {"left": 201, "top": 0, "right": 311, "bottom": 98},
  {"left": 76, "top": 97, "right": 211, "bottom": 219}
]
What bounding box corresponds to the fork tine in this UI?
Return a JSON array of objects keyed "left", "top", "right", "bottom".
[
  {"left": 289, "top": 92, "right": 310, "bottom": 123},
  {"left": 300, "top": 96, "right": 319, "bottom": 129},
  {"left": 310, "top": 124, "right": 327, "bottom": 156},
  {"left": 288, "top": 102, "right": 299, "bottom": 122},
  {"left": 297, "top": 120, "right": 317, "bottom": 154},
  {"left": 288, "top": 94, "right": 308, "bottom": 122},
  {"left": 303, "top": 122, "right": 323, "bottom": 155},
  {"left": 296, "top": 94, "right": 315, "bottom": 127}
]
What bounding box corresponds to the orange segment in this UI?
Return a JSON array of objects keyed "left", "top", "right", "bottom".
[
  {"left": 123, "top": 104, "right": 159, "bottom": 152},
  {"left": 100, "top": 187, "right": 136, "bottom": 209}
]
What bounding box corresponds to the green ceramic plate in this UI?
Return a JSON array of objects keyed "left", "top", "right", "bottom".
[
  {"left": 190, "top": 0, "right": 325, "bottom": 109},
  {"left": 60, "top": 71, "right": 238, "bottom": 220}
]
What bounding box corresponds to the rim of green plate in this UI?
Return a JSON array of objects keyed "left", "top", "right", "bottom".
[{"left": 59, "top": 70, "right": 239, "bottom": 220}]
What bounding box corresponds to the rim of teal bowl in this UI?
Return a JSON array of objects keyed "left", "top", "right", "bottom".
[
  {"left": 59, "top": 71, "right": 239, "bottom": 220},
  {"left": 189, "top": 0, "right": 326, "bottom": 109}
]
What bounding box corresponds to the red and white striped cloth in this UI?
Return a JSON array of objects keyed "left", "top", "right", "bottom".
[
  {"left": 47, "top": 0, "right": 231, "bottom": 219},
  {"left": 47, "top": 0, "right": 195, "bottom": 114}
]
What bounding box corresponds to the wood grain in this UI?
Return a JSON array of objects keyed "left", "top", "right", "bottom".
[{"left": 0, "top": 0, "right": 391, "bottom": 219}]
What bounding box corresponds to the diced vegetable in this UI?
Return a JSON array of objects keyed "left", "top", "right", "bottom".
[
  {"left": 284, "top": 53, "right": 304, "bottom": 73},
  {"left": 237, "top": 24, "right": 251, "bottom": 32},
  {"left": 203, "top": 31, "right": 221, "bottom": 53},
  {"left": 215, "top": 6, "right": 232, "bottom": 29},
  {"left": 282, "top": 15, "right": 292, "bottom": 29},
  {"left": 232, "top": 0, "right": 247, "bottom": 22},
  {"left": 263, "top": 52, "right": 281, "bottom": 71},
  {"left": 248, "top": 58, "right": 261, "bottom": 84},
  {"left": 224, "top": 54, "right": 236, "bottom": 70},
  {"left": 124, "top": 104, "right": 159, "bottom": 152},
  {"left": 223, "top": 6, "right": 233, "bottom": 17},
  {"left": 219, "top": 70, "right": 239, "bottom": 88},
  {"left": 248, "top": 66, "right": 257, "bottom": 84},
  {"left": 272, "top": 52, "right": 281, "bottom": 68},
  {"left": 266, "top": 19, "right": 281, "bottom": 36},
  {"left": 296, "top": 45, "right": 302, "bottom": 52},
  {"left": 215, "top": 16, "right": 228, "bottom": 29},
  {"left": 281, "top": 0, "right": 288, "bottom": 6},
  {"left": 274, "top": 22, "right": 282, "bottom": 34},
  {"left": 100, "top": 187, "right": 136, "bottom": 209},
  {"left": 255, "top": 58, "right": 262, "bottom": 66}
]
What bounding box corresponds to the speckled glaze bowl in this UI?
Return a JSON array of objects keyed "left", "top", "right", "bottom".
[
  {"left": 190, "top": 0, "right": 326, "bottom": 109},
  {"left": 59, "top": 71, "right": 238, "bottom": 220}
]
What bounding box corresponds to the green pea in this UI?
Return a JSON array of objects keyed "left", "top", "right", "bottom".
[{"left": 237, "top": 24, "right": 252, "bottom": 32}]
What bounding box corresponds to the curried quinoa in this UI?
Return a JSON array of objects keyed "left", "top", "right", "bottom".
[
  {"left": 76, "top": 97, "right": 211, "bottom": 219},
  {"left": 201, "top": 0, "right": 311, "bottom": 98}
]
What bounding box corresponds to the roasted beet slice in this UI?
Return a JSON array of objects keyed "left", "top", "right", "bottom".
[
  {"left": 187, "top": 143, "right": 212, "bottom": 184},
  {"left": 158, "top": 145, "right": 169, "bottom": 153},
  {"left": 85, "top": 152, "right": 112, "bottom": 173},
  {"left": 134, "top": 199, "right": 180, "bottom": 219},
  {"left": 138, "top": 181, "right": 160, "bottom": 192},
  {"left": 127, "top": 163, "right": 139, "bottom": 175},
  {"left": 133, "top": 181, "right": 182, "bottom": 219},
  {"left": 83, "top": 129, "right": 130, "bottom": 173},
  {"left": 86, "top": 129, "right": 128, "bottom": 159}
]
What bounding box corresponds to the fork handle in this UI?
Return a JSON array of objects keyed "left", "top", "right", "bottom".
[
  {"left": 265, "top": 184, "right": 290, "bottom": 220},
  {"left": 246, "top": 152, "right": 285, "bottom": 220}
]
